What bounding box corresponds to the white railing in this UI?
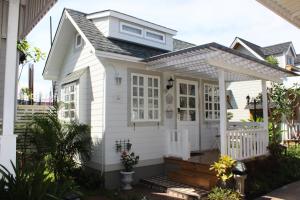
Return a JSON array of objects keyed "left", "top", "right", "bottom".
[
  {"left": 228, "top": 122, "right": 264, "bottom": 130},
  {"left": 281, "top": 123, "right": 300, "bottom": 141},
  {"left": 165, "top": 129, "right": 190, "bottom": 160},
  {"left": 226, "top": 128, "right": 268, "bottom": 160}
]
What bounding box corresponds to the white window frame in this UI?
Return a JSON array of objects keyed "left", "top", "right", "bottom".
[
  {"left": 75, "top": 33, "right": 82, "bottom": 49},
  {"left": 61, "top": 82, "right": 77, "bottom": 120},
  {"left": 204, "top": 83, "right": 220, "bottom": 121},
  {"left": 287, "top": 56, "right": 294, "bottom": 66},
  {"left": 120, "top": 22, "right": 143, "bottom": 38},
  {"left": 131, "top": 73, "right": 161, "bottom": 122},
  {"left": 145, "top": 29, "right": 166, "bottom": 43}
]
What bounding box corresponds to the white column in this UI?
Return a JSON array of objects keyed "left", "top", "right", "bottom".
[
  {"left": 261, "top": 80, "right": 269, "bottom": 146},
  {"left": 0, "top": 0, "right": 20, "bottom": 173},
  {"left": 218, "top": 70, "right": 227, "bottom": 155}
]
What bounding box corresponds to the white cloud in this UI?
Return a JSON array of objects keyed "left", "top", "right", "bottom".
[{"left": 24, "top": 0, "right": 300, "bottom": 98}]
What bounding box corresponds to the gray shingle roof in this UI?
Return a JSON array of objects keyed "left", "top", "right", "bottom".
[
  {"left": 66, "top": 9, "right": 195, "bottom": 59},
  {"left": 237, "top": 37, "right": 292, "bottom": 58}
]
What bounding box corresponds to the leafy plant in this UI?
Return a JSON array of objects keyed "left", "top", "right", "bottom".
[
  {"left": 265, "top": 55, "right": 279, "bottom": 66},
  {"left": 210, "top": 155, "right": 236, "bottom": 184},
  {"left": 29, "top": 104, "right": 91, "bottom": 181},
  {"left": 17, "top": 39, "right": 46, "bottom": 63},
  {"left": 120, "top": 151, "right": 139, "bottom": 172},
  {"left": 208, "top": 187, "right": 241, "bottom": 200},
  {"left": 0, "top": 161, "right": 81, "bottom": 200}
]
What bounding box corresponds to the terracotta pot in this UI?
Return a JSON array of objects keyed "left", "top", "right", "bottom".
[{"left": 120, "top": 171, "right": 135, "bottom": 190}]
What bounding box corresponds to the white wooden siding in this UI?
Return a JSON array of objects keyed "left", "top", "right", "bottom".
[
  {"left": 0, "top": 39, "right": 6, "bottom": 120},
  {"left": 56, "top": 32, "right": 105, "bottom": 167}
]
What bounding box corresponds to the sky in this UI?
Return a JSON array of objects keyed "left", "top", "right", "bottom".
[{"left": 23, "top": 0, "right": 300, "bottom": 101}]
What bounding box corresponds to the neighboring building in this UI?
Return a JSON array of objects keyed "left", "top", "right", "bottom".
[
  {"left": 43, "top": 9, "right": 296, "bottom": 188},
  {"left": 228, "top": 37, "right": 300, "bottom": 121},
  {"left": 0, "top": 0, "right": 56, "bottom": 173}
]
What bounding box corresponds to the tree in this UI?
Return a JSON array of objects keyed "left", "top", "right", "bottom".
[
  {"left": 265, "top": 56, "right": 279, "bottom": 66},
  {"left": 29, "top": 104, "right": 91, "bottom": 181}
]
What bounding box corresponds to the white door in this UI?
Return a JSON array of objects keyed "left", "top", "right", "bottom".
[{"left": 176, "top": 79, "right": 199, "bottom": 151}]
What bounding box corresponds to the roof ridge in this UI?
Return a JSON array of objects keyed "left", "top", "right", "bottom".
[
  {"left": 236, "top": 37, "right": 262, "bottom": 48},
  {"left": 263, "top": 41, "right": 292, "bottom": 48},
  {"left": 65, "top": 8, "right": 87, "bottom": 16},
  {"left": 174, "top": 38, "right": 196, "bottom": 46}
]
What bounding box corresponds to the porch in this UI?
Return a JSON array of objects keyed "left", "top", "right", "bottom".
[{"left": 144, "top": 43, "right": 296, "bottom": 162}]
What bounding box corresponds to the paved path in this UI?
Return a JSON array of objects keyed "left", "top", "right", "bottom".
[{"left": 256, "top": 180, "right": 300, "bottom": 200}]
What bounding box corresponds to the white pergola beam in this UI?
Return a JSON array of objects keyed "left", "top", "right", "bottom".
[{"left": 207, "top": 58, "right": 283, "bottom": 83}]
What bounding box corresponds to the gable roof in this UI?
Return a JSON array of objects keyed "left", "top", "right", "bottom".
[
  {"left": 232, "top": 37, "right": 293, "bottom": 58},
  {"left": 66, "top": 9, "right": 195, "bottom": 59}
]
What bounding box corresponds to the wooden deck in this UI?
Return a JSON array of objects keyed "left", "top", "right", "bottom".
[{"left": 164, "top": 150, "right": 220, "bottom": 190}]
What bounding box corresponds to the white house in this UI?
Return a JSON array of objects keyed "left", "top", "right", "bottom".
[
  {"left": 228, "top": 37, "right": 300, "bottom": 121},
  {"left": 0, "top": 0, "right": 56, "bottom": 173},
  {"left": 43, "top": 9, "right": 297, "bottom": 188}
]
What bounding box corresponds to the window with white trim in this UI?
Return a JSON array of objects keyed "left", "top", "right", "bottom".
[
  {"left": 120, "top": 22, "right": 143, "bottom": 37},
  {"left": 62, "top": 83, "right": 77, "bottom": 120},
  {"left": 204, "top": 84, "right": 220, "bottom": 120},
  {"left": 75, "top": 33, "right": 82, "bottom": 49},
  {"left": 287, "top": 56, "right": 294, "bottom": 66},
  {"left": 145, "top": 29, "right": 165, "bottom": 43},
  {"left": 131, "top": 73, "right": 160, "bottom": 122}
]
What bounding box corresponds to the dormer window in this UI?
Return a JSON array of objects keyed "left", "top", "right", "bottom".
[
  {"left": 145, "top": 29, "right": 165, "bottom": 43},
  {"left": 120, "top": 22, "right": 143, "bottom": 37},
  {"left": 75, "top": 33, "right": 82, "bottom": 49},
  {"left": 287, "top": 56, "right": 294, "bottom": 66}
]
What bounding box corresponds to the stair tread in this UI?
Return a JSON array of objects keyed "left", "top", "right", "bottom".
[{"left": 170, "top": 170, "right": 216, "bottom": 179}]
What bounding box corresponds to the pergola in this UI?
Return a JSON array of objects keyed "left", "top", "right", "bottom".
[
  {"left": 257, "top": 0, "right": 300, "bottom": 29},
  {"left": 144, "top": 42, "right": 296, "bottom": 159},
  {"left": 0, "top": 0, "right": 56, "bottom": 173}
]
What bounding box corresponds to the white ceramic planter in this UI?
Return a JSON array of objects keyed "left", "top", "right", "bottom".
[{"left": 120, "top": 171, "right": 135, "bottom": 190}]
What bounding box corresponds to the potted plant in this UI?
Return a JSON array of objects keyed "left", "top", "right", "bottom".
[
  {"left": 210, "top": 155, "right": 236, "bottom": 189},
  {"left": 120, "top": 150, "right": 139, "bottom": 190}
]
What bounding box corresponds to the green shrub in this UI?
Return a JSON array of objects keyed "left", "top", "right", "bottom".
[
  {"left": 0, "top": 161, "right": 81, "bottom": 200},
  {"left": 208, "top": 187, "right": 241, "bottom": 200},
  {"left": 72, "top": 167, "right": 104, "bottom": 189},
  {"left": 210, "top": 155, "right": 236, "bottom": 184}
]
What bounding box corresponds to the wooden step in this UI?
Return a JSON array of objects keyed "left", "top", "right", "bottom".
[
  {"left": 168, "top": 170, "right": 217, "bottom": 190},
  {"left": 141, "top": 176, "right": 209, "bottom": 200}
]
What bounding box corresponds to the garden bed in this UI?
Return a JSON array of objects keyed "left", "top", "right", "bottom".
[{"left": 245, "top": 147, "right": 300, "bottom": 199}]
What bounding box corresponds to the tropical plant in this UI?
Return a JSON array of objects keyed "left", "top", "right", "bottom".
[
  {"left": 0, "top": 161, "right": 81, "bottom": 200},
  {"left": 210, "top": 155, "right": 236, "bottom": 185},
  {"left": 208, "top": 187, "right": 241, "bottom": 200},
  {"left": 120, "top": 151, "right": 139, "bottom": 172},
  {"left": 265, "top": 55, "right": 279, "bottom": 66},
  {"left": 29, "top": 104, "right": 91, "bottom": 181},
  {"left": 17, "top": 39, "right": 45, "bottom": 64}
]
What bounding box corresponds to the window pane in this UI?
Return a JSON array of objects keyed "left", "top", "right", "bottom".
[
  {"left": 133, "top": 87, "right": 138, "bottom": 96},
  {"left": 139, "top": 98, "right": 144, "bottom": 107},
  {"left": 65, "top": 103, "right": 69, "bottom": 110},
  {"left": 139, "top": 77, "right": 144, "bottom": 86},
  {"left": 209, "top": 103, "right": 212, "bottom": 110},
  {"left": 64, "top": 111, "right": 69, "bottom": 118},
  {"left": 132, "top": 98, "right": 138, "bottom": 108},
  {"left": 205, "top": 103, "right": 209, "bottom": 110},
  {"left": 139, "top": 110, "right": 144, "bottom": 119},
  {"left": 149, "top": 110, "right": 153, "bottom": 119},
  {"left": 180, "top": 97, "right": 187, "bottom": 108},
  {"left": 179, "top": 110, "right": 188, "bottom": 121},
  {"left": 148, "top": 89, "right": 152, "bottom": 97},
  {"left": 148, "top": 78, "right": 152, "bottom": 87},
  {"left": 188, "top": 85, "right": 195, "bottom": 96},
  {"left": 180, "top": 83, "right": 187, "bottom": 95},
  {"left": 70, "top": 103, "right": 75, "bottom": 109},
  {"left": 189, "top": 97, "right": 195, "bottom": 108},
  {"left": 148, "top": 99, "right": 153, "bottom": 108},
  {"left": 189, "top": 110, "right": 196, "bottom": 121},
  {"left": 139, "top": 88, "right": 144, "bottom": 97},
  {"left": 133, "top": 76, "right": 138, "bottom": 85},
  {"left": 154, "top": 89, "right": 158, "bottom": 97},
  {"left": 205, "top": 94, "right": 208, "bottom": 101},
  {"left": 122, "top": 24, "right": 142, "bottom": 35},
  {"left": 70, "top": 94, "right": 75, "bottom": 101},
  {"left": 154, "top": 99, "right": 158, "bottom": 108},
  {"left": 70, "top": 111, "right": 75, "bottom": 118},
  {"left": 146, "top": 31, "right": 164, "bottom": 41},
  {"left": 65, "top": 95, "right": 69, "bottom": 101},
  {"left": 154, "top": 79, "right": 158, "bottom": 87},
  {"left": 70, "top": 85, "right": 75, "bottom": 92},
  {"left": 132, "top": 109, "right": 138, "bottom": 120}
]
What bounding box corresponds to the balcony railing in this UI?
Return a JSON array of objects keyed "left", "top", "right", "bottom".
[{"left": 226, "top": 128, "right": 268, "bottom": 160}]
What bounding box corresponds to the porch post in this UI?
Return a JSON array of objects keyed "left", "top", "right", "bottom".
[
  {"left": 261, "top": 80, "right": 269, "bottom": 144},
  {"left": 218, "top": 70, "right": 227, "bottom": 155},
  {"left": 0, "top": 0, "right": 20, "bottom": 173}
]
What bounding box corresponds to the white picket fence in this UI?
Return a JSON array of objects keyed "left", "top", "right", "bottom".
[
  {"left": 165, "top": 129, "right": 190, "bottom": 160},
  {"left": 281, "top": 123, "right": 300, "bottom": 141},
  {"left": 226, "top": 128, "right": 268, "bottom": 160}
]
